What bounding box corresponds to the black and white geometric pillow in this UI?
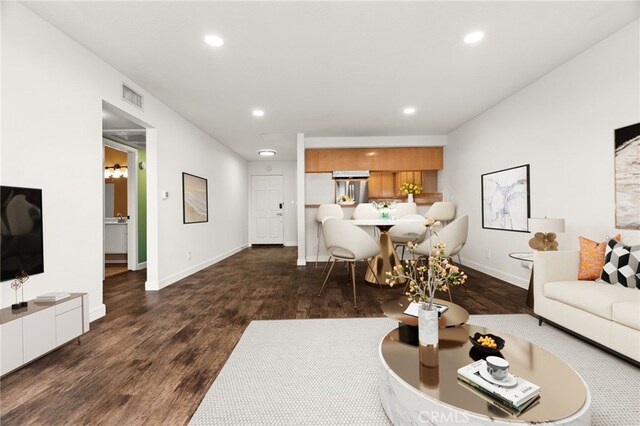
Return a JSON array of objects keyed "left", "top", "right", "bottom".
[{"left": 600, "top": 239, "right": 640, "bottom": 289}]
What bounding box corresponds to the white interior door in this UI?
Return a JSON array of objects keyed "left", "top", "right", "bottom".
[{"left": 251, "top": 175, "right": 284, "bottom": 244}]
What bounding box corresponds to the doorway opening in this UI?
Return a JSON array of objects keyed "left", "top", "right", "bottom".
[{"left": 102, "top": 106, "right": 147, "bottom": 281}]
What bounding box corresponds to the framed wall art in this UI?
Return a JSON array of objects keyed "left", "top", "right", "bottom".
[
  {"left": 614, "top": 122, "right": 640, "bottom": 230},
  {"left": 481, "top": 164, "right": 530, "bottom": 232},
  {"left": 182, "top": 172, "right": 208, "bottom": 224}
]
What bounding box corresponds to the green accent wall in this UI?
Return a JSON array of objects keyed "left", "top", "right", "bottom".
[{"left": 137, "top": 150, "right": 147, "bottom": 264}]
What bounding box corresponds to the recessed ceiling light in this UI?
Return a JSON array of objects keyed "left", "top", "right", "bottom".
[
  {"left": 258, "top": 149, "right": 277, "bottom": 157},
  {"left": 403, "top": 107, "right": 416, "bottom": 115},
  {"left": 204, "top": 34, "right": 224, "bottom": 47},
  {"left": 252, "top": 109, "right": 265, "bottom": 117},
  {"left": 464, "top": 31, "right": 484, "bottom": 44}
]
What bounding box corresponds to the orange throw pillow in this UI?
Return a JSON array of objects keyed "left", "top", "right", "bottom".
[{"left": 578, "top": 235, "right": 621, "bottom": 280}]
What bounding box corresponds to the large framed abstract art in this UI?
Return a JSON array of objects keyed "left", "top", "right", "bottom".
[
  {"left": 481, "top": 164, "right": 530, "bottom": 232},
  {"left": 614, "top": 123, "right": 640, "bottom": 230},
  {"left": 182, "top": 172, "right": 208, "bottom": 224}
]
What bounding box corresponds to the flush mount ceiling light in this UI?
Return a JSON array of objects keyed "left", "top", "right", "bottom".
[
  {"left": 464, "top": 31, "right": 484, "bottom": 44},
  {"left": 204, "top": 34, "right": 224, "bottom": 47},
  {"left": 257, "top": 149, "right": 277, "bottom": 157},
  {"left": 252, "top": 109, "right": 265, "bottom": 117},
  {"left": 403, "top": 107, "right": 416, "bottom": 115}
]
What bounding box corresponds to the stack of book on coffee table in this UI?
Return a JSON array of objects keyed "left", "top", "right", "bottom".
[{"left": 457, "top": 360, "right": 540, "bottom": 415}]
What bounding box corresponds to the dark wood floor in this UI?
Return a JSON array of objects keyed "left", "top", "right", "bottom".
[
  {"left": 104, "top": 263, "right": 129, "bottom": 278},
  {"left": 0, "top": 247, "right": 529, "bottom": 425}
]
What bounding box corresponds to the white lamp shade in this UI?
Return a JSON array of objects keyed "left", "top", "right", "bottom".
[{"left": 528, "top": 218, "right": 565, "bottom": 233}]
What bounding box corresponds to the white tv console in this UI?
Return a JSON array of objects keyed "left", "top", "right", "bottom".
[{"left": 0, "top": 293, "right": 89, "bottom": 376}]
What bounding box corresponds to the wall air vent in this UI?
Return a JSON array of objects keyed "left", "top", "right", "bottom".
[{"left": 122, "top": 83, "right": 144, "bottom": 110}]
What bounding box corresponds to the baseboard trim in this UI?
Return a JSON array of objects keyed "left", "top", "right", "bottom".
[
  {"left": 284, "top": 242, "right": 298, "bottom": 247},
  {"left": 306, "top": 255, "right": 330, "bottom": 263},
  {"left": 90, "top": 304, "right": 106, "bottom": 322},
  {"left": 105, "top": 260, "right": 127, "bottom": 264},
  {"left": 297, "top": 258, "right": 307, "bottom": 266},
  {"left": 461, "top": 258, "right": 528, "bottom": 289},
  {"left": 149, "top": 244, "right": 250, "bottom": 291},
  {"left": 136, "top": 261, "right": 147, "bottom": 270}
]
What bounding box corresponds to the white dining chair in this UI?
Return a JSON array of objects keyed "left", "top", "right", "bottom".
[
  {"left": 425, "top": 201, "right": 456, "bottom": 226},
  {"left": 318, "top": 217, "right": 380, "bottom": 308},
  {"left": 352, "top": 203, "right": 379, "bottom": 219},
  {"left": 315, "top": 204, "right": 344, "bottom": 267},
  {"left": 392, "top": 202, "right": 417, "bottom": 218},
  {"left": 352, "top": 202, "right": 380, "bottom": 237},
  {"left": 389, "top": 214, "right": 428, "bottom": 260},
  {"left": 416, "top": 214, "right": 468, "bottom": 260}
]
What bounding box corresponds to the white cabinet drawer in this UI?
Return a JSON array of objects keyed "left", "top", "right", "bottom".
[
  {"left": 55, "top": 297, "right": 81, "bottom": 315},
  {"left": 1, "top": 320, "right": 24, "bottom": 375},
  {"left": 23, "top": 307, "right": 56, "bottom": 363},
  {"left": 56, "top": 307, "right": 82, "bottom": 345}
]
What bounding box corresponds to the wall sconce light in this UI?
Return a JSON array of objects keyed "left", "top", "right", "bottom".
[{"left": 104, "top": 164, "right": 128, "bottom": 179}]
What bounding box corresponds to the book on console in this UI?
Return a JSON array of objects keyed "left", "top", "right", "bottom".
[
  {"left": 457, "top": 360, "right": 540, "bottom": 411},
  {"left": 36, "top": 292, "right": 71, "bottom": 302},
  {"left": 403, "top": 302, "right": 449, "bottom": 317}
]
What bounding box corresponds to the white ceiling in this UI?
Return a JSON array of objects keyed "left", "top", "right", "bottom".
[{"left": 24, "top": 1, "right": 639, "bottom": 161}]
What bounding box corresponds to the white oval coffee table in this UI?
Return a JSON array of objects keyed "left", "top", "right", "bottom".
[{"left": 379, "top": 324, "right": 591, "bottom": 425}]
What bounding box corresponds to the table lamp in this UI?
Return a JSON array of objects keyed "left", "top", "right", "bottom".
[{"left": 528, "top": 218, "right": 565, "bottom": 251}]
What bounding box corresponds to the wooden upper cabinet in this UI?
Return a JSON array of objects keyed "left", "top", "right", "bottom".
[{"left": 305, "top": 147, "right": 443, "bottom": 172}]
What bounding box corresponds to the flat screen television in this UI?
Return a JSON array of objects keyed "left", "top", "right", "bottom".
[{"left": 1, "top": 186, "right": 44, "bottom": 282}]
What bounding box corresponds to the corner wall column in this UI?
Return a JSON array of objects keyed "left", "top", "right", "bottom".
[{"left": 296, "top": 133, "right": 306, "bottom": 266}]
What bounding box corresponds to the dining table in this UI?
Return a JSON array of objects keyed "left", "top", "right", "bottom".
[{"left": 350, "top": 218, "right": 425, "bottom": 286}]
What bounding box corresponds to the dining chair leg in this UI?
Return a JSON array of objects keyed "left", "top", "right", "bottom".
[
  {"left": 315, "top": 223, "right": 321, "bottom": 268},
  {"left": 350, "top": 262, "right": 358, "bottom": 308},
  {"left": 321, "top": 256, "right": 333, "bottom": 276},
  {"left": 318, "top": 258, "right": 336, "bottom": 296}
]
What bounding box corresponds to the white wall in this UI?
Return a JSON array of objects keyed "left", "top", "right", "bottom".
[
  {"left": 1, "top": 3, "right": 248, "bottom": 319},
  {"left": 442, "top": 20, "right": 640, "bottom": 287},
  {"left": 247, "top": 161, "right": 297, "bottom": 246}
]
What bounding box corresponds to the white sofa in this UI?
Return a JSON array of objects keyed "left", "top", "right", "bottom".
[{"left": 533, "top": 250, "right": 640, "bottom": 363}]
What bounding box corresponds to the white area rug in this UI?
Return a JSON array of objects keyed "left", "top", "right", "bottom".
[{"left": 189, "top": 315, "right": 640, "bottom": 425}]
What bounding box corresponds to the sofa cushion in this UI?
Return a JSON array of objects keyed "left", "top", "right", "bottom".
[
  {"left": 612, "top": 302, "right": 640, "bottom": 331},
  {"left": 600, "top": 239, "right": 640, "bottom": 289},
  {"left": 578, "top": 235, "right": 620, "bottom": 280},
  {"left": 543, "top": 280, "right": 640, "bottom": 320}
]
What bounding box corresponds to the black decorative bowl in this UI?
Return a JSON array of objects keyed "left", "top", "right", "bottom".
[{"left": 469, "top": 333, "right": 505, "bottom": 354}]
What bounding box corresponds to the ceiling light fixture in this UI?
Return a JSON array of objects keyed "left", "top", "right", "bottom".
[
  {"left": 464, "top": 31, "right": 484, "bottom": 44},
  {"left": 104, "top": 164, "right": 128, "bottom": 179},
  {"left": 204, "top": 34, "right": 224, "bottom": 47},
  {"left": 252, "top": 109, "right": 265, "bottom": 117},
  {"left": 257, "top": 149, "right": 277, "bottom": 157},
  {"left": 403, "top": 107, "right": 416, "bottom": 115}
]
